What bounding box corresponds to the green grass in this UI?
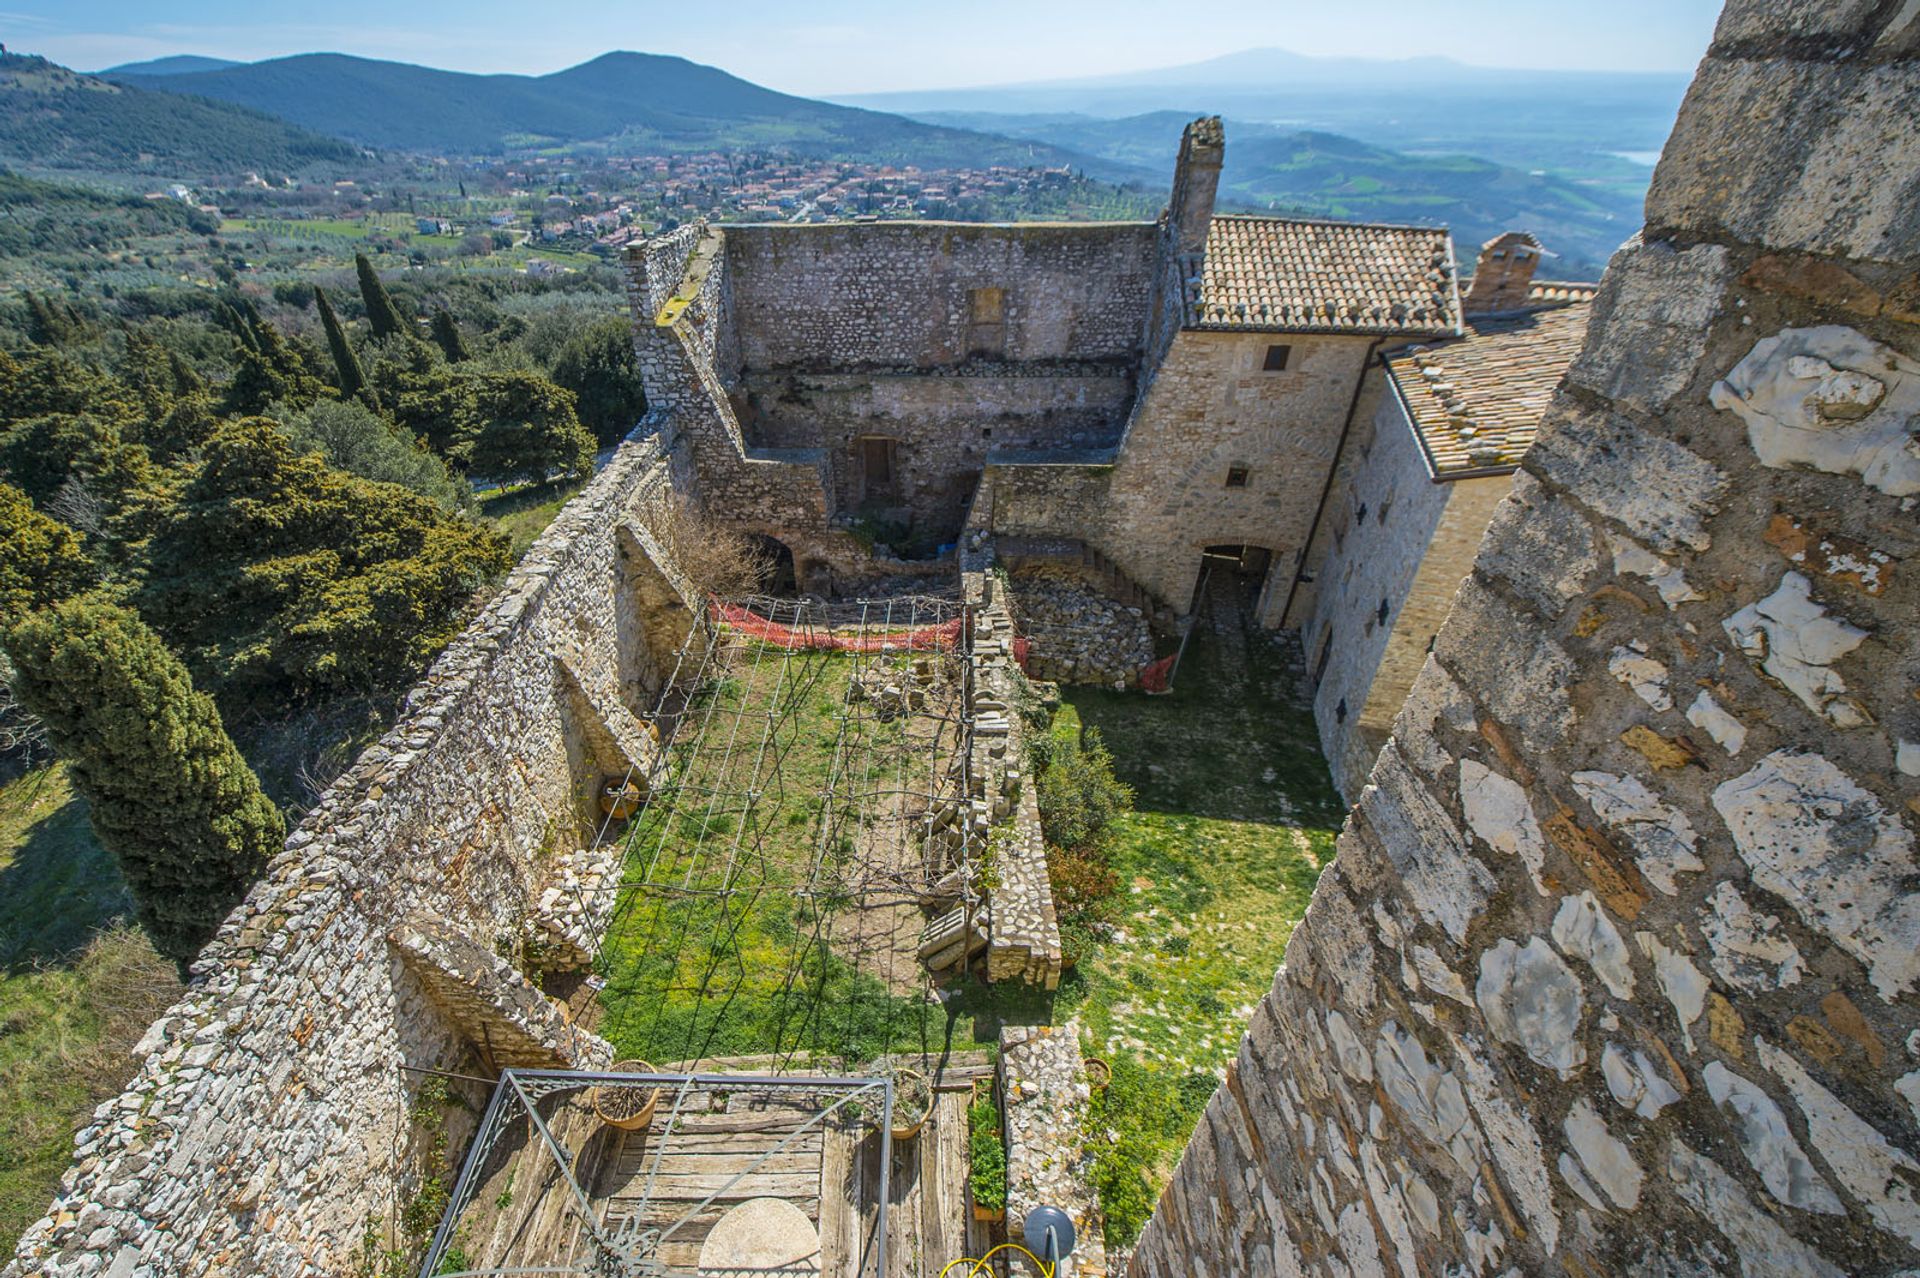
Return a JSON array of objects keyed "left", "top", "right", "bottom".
[
  {"left": 596, "top": 646, "right": 1037, "bottom": 1069},
  {"left": 477, "top": 477, "right": 587, "bottom": 559},
  {"left": 1049, "top": 624, "right": 1342, "bottom": 1247},
  {"left": 0, "top": 767, "right": 181, "bottom": 1254}
]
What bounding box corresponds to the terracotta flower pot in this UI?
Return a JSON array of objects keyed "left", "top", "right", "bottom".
[
  {"left": 1083, "top": 1057, "right": 1112, "bottom": 1090},
  {"left": 594, "top": 1059, "right": 662, "bottom": 1131},
  {"left": 889, "top": 1067, "right": 931, "bottom": 1142}
]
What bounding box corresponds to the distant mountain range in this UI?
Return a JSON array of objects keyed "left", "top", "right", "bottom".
[
  {"left": 0, "top": 52, "right": 359, "bottom": 176},
  {"left": 103, "top": 51, "right": 1131, "bottom": 173},
  {"left": 911, "top": 110, "right": 1642, "bottom": 274},
  {"left": 836, "top": 48, "right": 1691, "bottom": 187}
]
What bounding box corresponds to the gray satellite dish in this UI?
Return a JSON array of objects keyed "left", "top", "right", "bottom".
[{"left": 1023, "top": 1205, "right": 1077, "bottom": 1266}]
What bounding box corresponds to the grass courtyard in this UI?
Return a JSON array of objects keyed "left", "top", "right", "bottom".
[{"left": 1049, "top": 622, "right": 1343, "bottom": 1245}]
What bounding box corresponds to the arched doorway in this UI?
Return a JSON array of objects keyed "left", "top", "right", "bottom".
[{"left": 746, "top": 534, "right": 798, "bottom": 597}]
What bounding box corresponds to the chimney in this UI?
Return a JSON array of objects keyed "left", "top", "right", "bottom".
[
  {"left": 1168, "top": 116, "right": 1225, "bottom": 257},
  {"left": 1463, "top": 231, "right": 1545, "bottom": 314}
]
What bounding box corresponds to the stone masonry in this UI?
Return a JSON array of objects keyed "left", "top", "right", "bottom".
[
  {"left": 4, "top": 428, "right": 695, "bottom": 1277},
  {"left": 1130, "top": 4, "right": 1920, "bottom": 1273}
]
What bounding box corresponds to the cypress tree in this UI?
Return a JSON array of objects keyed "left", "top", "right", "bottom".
[
  {"left": 313, "top": 286, "right": 368, "bottom": 399},
  {"left": 355, "top": 252, "right": 409, "bottom": 340},
  {"left": 4, "top": 596, "right": 283, "bottom": 962},
  {"left": 0, "top": 482, "right": 94, "bottom": 617},
  {"left": 429, "top": 308, "right": 471, "bottom": 363}
]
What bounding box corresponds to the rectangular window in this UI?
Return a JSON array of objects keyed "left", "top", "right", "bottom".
[
  {"left": 1225, "top": 465, "right": 1249, "bottom": 488},
  {"left": 860, "top": 436, "right": 896, "bottom": 496},
  {"left": 1262, "top": 344, "right": 1292, "bottom": 372}
]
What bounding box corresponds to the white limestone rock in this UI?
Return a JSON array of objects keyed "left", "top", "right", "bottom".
[
  {"left": 1475, "top": 938, "right": 1586, "bottom": 1077},
  {"left": 1551, "top": 892, "right": 1635, "bottom": 1000},
  {"left": 1609, "top": 533, "right": 1704, "bottom": 608},
  {"left": 1667, "top": 1141, "right": 1845, "bottom": 1278},
  {"left": 1328, "top": 1010, "right": 1373, "bottom": 1083},
  {"left": 1723, "top": 572, "right": 1869, "bottom": 728},
  {"left": 1601, "top": 1042, "right": 1682, "bottom": 1119},
  {"left": 1713, "top": 750, "right": 1920, "bottom": 1001},
  {"left": 1362, "top": 744, "right": 1495, "bottom": 945},
  {"left": 1411, "top": 946, "right": 1474, "bottom": 1008},
  {"left": 1569, "top": 771, "right": 1705, "bottom": 895},
  {"left": 1701, "top": 882, "right": 1804, "bottom": 994},
  {"left": 1686, "top": 690, "right": 1748, "bottom": 756},
  {"left": 1449, "top": 1034, "right": 1560, "bottom": 1256},
  {"left": 1636, "top": 933, "right": 1708, "bottom": 1053},
  {"left": 1703, "top": 1060, "right": 1843, "bottom": 1214},
  {"left": 1458, "top": 759, "right": 1549, "bottom": 897},
  {"left": 1561, "top": 1099, "right": 1643, "bottom": 1209},
  {"left": 1373, "top": 1020, "right": 1477, "bottom": 1169},
  {"left": 1710, "top": 325, "right": 1920, "bottom": 497},
  {"left": 1759, "top": 1038, "right": 1920, "bottom": 1246},
  {"left": 1608, "top": 642, "right": 1675, "bottom": 711}
]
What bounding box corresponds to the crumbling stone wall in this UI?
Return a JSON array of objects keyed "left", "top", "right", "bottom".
[
  {"left": 5, "top": 428, "right": 695, "bottom": 1278},
  {"left": 1131, "top": 4, "right": 1920, "bottom": 1273},
  {"left": 723, "top": 222, "right": 1157, "bottom": 369}
]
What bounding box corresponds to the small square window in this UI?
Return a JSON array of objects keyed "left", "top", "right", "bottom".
[
  {"left": 1225, "top": 465, "right": 1250, "bottom": 488},
  {"left": 1262, "top": 344, "right": 1292, "bottom": 372}
]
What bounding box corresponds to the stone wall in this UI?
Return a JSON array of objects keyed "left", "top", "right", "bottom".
[
  {"left": 1306, "top": 386, "right": 1514, "bottom": 799},
  {"left": 723, "top": 222, "right": 1158, "bottom": 370},
  {"left": 5, "top": 427, "right": 696, "bottom": 1278},
  {"left": 1130, "top": 4, "right": 1920, "bottom": 1274}
]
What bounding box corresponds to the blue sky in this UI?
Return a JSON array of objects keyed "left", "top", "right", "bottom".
[{"left": 1, "top": 1, "right": 1723, "bottom": 95}]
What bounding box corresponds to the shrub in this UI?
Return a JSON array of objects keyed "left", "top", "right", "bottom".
[
  {"left": 968, "top": 1095, "right": 1006, "bottom": 1213},
  {"left": 1035, "top": 727, "right": 1131, "bottom": 854}
]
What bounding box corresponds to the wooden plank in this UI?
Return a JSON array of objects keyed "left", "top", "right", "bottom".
[
  {"left": 920, "top": 1092, "right": 967, "bottom": 1276},
  {"left": 604, "top": 1170, "right": 819, "bottom": 1198},
  {"left": 819, "top": 1121, "right": 860, "bottom": 1278},
  {"left": 606, "top": 1151, "right": 821, "bottom": 1178}
]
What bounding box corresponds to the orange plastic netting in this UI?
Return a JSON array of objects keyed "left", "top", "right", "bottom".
[{"left": 710, "top": 601, "right": 964, "bottom": 653}]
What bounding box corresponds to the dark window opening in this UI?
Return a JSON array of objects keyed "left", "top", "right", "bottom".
[
  {"left": 1354, "top": 502, "right": 1368, "bottom": 525},
  {"left": 1334, "top": 698, "right": 1348, "bottom": 724},
  {"left": 1262, "top": 344, "right": 1292, "bottom": 372},
  {"left": 860, "top": 436, "right": 897, "bottom": 499},
  {"left": 1377, "top": 597, "right": 1390, "bottom": 626},
  {"left": 1225, "top": 465, "right": 1249, "bottom": 488}
]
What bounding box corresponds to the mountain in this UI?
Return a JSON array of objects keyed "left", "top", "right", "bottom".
[
  {"left": 0, "top": 52, "right": 360, "bottom": 175},
  {"left": 109, "top": 51, "right": 1138, "bottom": 172},
  {"left": 100, "top": 55, "right": 242, "bottom": 77},
  {"left": 835, "top": 48, "right": 1690, "bottom": 189},
  {"left": 908, "top": 111, "right": 1642, "bottom": 276}
]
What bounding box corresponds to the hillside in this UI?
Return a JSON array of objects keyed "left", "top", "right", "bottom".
[
  {"left": 909, "top": 110, "right": 1640, "bottom": 275},
  {"left": 0, "top": 52, "right": 360, "bottom": 176},
  {"left": 111, "top": 51, "right": 1138, "bottom": 172},
  {"left": 99, "top": 56, "right": 242, "bottom": 77},
  {"left": 0, "top": 171, "right": 213, "bottom": 258}
]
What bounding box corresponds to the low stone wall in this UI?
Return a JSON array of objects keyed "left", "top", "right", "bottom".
[
  {"left": 1000, "top": 1022, "right": 1106, "bottom": 1277},
  {"left": 6, "top": 427, "right": 695, "bottom": 1278},
  {"left": 1130, "top": 4, "right": 1920, "bottom": 1273},
  {"left": 1005, "top": 575, "right": 1154, "bottom": 689}
]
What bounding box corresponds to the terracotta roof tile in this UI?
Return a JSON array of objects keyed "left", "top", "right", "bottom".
[
  {"left": 1384, "top": 302, "right": 1592, "bottom": 477},
  {"left": 1526, "top": 279, "right": 1599, "bottom": 305},
  {"left": 1189, "top": 214, "right": 1460, "bottom": 336}
]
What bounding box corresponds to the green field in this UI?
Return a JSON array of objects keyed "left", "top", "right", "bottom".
[{"left": 0, "top": 767, "right": 181, "bottom": 1254}]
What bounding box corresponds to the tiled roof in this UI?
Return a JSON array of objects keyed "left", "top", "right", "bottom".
[
  {"left": 1188, "top": 214, "right": 1460, "bottom": 336},
  {"left": 1526, "top": 279, "right": 1599, "bottom": 305},
  {"left": 1384, "top": 301, "right": 1592, "bottom": 477}
]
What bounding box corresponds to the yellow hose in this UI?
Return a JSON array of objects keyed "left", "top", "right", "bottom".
[{"left": 937, "top": 1241, "right": 1056, "bottom": 1278}]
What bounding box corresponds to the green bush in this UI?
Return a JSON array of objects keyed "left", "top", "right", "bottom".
[
  {"left": 1035, "top": 726, "right": 1131, "bottom": 854},
  {"left": 1083, "top": 1055, "right": 1217, "bottom": 1248},
  {"left": 967, "top": 1095, "right": 1006, "bottom": 1214}
]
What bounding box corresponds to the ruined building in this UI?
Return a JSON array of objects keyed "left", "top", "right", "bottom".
[{"left": 8, "top": 0, "right": 1920, "bottom": 1273}]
